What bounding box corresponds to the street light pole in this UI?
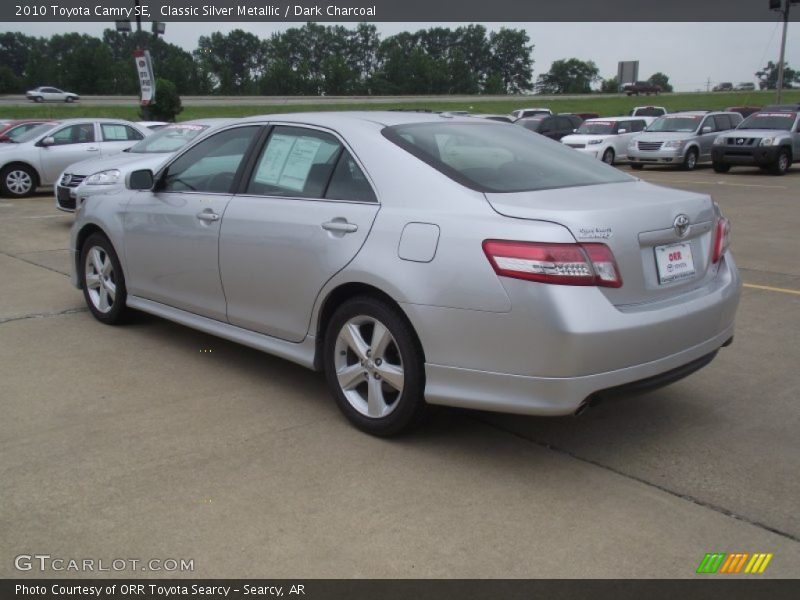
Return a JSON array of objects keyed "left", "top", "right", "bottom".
[{"left": 776, "top": 0, "right": 791, "bottom": 103}]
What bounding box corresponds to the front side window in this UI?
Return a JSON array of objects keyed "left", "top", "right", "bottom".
[
  {"left": 161, "top": 126, "right": 259, "bottom": 194},
  {"left": 50, "top": 123, "right": 95, "bottom": 145},
  {"left": 246, "top": 126, "right": 342, "bottom": 198},
  {"left": 383, "top": 121, "right": 633, "bottom": 193}
]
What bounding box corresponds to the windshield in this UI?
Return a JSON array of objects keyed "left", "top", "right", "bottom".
[
  {"left": 738, "top": 112, "right": 797, "bottom": 131},
  {"left": 14, "top": 123, "right": 59, "bottom": 143},
  {"left": 383, "top": 121, "right": 632, "bottom": 193},
  {"left": 577, "top": 121, "right": 616, "bottom": 135},
  {"left": 647, "top": 115, "right": 702, "bottom": 132},
  {"left": 127, "top": 123, "right": 211, "bottom": 154}
]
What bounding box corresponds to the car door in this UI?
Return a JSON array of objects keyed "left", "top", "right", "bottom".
[
  {"left": 44, "top": 88, "right": 62, "bottom": 101},
  {"left": 38, "top": 122, "right": 101, "bottom": 184},
  {"left": 123, "top": 125, "right": 262, "bottom": 321},
  {"left": 219, "top": 125, "right": 380, "bottom": 342},
  {"left": 616, "top": 120, "right": 642, "bottom": 157},
  {"left": 696, "top": 116, "right": 721, "bottom": 160},
  {"left": 99, "top": 122, "right": 145, "bottom": 155},
  {"left": 793, "top": 116, "right": 800, "bottom": 156}
]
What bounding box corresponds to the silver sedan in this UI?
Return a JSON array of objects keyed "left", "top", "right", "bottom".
[{"left": 69, "top": 112, "right": 741, "bottom": 435}]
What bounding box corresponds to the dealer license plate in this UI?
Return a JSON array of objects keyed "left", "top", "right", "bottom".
[{"left": 655, "top": 242, "right": 695, "bottom": 284}]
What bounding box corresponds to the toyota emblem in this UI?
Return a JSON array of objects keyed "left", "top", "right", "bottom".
[
  {"left": 674, "top": 214, "right": 690, "bottom": 238},
  {"left": 736, "top": 138, "right": 744, "bottom": 145}
]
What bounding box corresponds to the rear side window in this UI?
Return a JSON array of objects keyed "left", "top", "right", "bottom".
[
  {"left": 247, "top": 126, "right": 341, "bottom": 198},
  {"left": 627, "top": 120, "right": 646, "bottom": 132},
  {"left": 326, "top": 152, "right": 376, "bottom": 202},
  {"left": 101, "top": 124, "right": 144, "bottom": 141},
  {"left": 383, "top": 121, "right": 633, "bottom": 193}
]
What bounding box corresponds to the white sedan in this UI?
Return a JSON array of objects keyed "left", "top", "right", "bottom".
[
  {"left": 0, "top": 119, "right": 151, "bottom": 197},
  {"left": 560, "top": 116, "right": 654, "bottom": 165},
  {"left": 26, "top": 87, "right": 80, "bottom": 103}
]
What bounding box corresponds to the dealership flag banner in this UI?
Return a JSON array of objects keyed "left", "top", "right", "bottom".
[{"left": 134, "top": 49, "right": 155, "bottom": 106}]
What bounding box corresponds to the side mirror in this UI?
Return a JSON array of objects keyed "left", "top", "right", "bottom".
[
  {"left": 128, "top": 169, "right": 154, "bottom": 190},
  {"left": 701, "top": 126, "right": 713, "bottom": 134},
  {"left": 40, "top": 136, "right": 55, "bottom": 147},
  {"left": 572, "top": 128, "right": 577, "bottom": 133},
  {"left": 618, "top": 129, "right": 628, "bottom": 134}
]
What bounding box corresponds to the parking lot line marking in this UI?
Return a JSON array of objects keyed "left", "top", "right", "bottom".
[
  {"left": 743, "top": 283, "right": 800, "bottom": 296},
  {"left": 641, "top": 177, "right": 787, "bottom": 190}
]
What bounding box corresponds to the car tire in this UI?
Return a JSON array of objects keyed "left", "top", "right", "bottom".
[
  {"left": 33, "top": 96, "right": 43, "bottom": 103},
  {"left": 601, "top": 148, "right": 615, "bottom": 165},
  {"left": 712, "top": 162, "right": 731, "bottom": 173},
  {"left": 0, "top": 164, "right": 37, "bottom": 197},
  {"left": 65, "top": 96, "right": 74, "bottom": 103},
  {"left": 323, "top": 296, "right": 426, "bottom": 436},
  {"left": 770, "top": 149, "right": 791, "bottom": 176},
  {"left": 630, "top": 163, "right": 644, "bottom": 170},
  {"left": 682, "top": 148, "right": 699, "bottom": 171},
  {"left": 79, "top": 233, "right": 130, "bottom": 325}
]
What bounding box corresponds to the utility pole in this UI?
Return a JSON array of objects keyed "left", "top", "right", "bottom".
[
  {"left": 773, "top": 0, "right": 796, "bottom": 104},
  {"left": 706, "top": 77, "right": 711, "bottom": 92}
]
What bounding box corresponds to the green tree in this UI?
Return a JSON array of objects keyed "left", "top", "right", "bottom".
[
  {"left": 488, "top": 28, "right": 534, "bottom": 93},
  {"left": 195, "top": 30, "right": 264, "bottom": 94},
  {"left": 756, "top": 61, "right": 799, "bottom": 90},
  {"left": 648, "top": 72, "right": 673, "bottom": 92},
  {"left": 600, "top": 76, "right": 619, "bottom": 93},
  {"left": 139, "top": 78, "right": 183, "bottom": 122},
  {"left": 535, "top": 58, "right": 599, "bottom": 94}
]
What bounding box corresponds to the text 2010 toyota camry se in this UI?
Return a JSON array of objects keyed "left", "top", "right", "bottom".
[{"left": 70, "top": 112, "right": 741, "bottom": 435}]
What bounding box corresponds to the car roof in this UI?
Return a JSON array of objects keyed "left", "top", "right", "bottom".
[
  {"left": 235, "top": 111, "right": 477, "bottom": 129},
  {"left": 584, "top": 116, "right": 642, "bottom": 122}
]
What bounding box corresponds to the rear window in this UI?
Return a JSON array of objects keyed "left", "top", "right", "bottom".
[
  {"left": 383, "top": 121, "right": 632, "bottom": 193},
  {"left": 738, "top": 112, "right": 797, "bottom": 131},
  {"left": 128, "top": 123, "right": 211, "bottom": 154}
]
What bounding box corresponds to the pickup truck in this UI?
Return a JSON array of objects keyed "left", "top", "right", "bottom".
[{"left": 622, "top": 81, "right": 662, "bottom": 96}]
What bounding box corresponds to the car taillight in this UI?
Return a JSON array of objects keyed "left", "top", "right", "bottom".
[
  {"left": 711, "top": 217, "right": 730, "bottom": 264},
  {"left": 482, "top": 240, "right": 622, "bottom": 288}
]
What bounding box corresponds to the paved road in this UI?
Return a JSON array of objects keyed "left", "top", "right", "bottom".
[
  {"left": 0, "top": 92, "right": 642, "bottom": 107},
  {"left": 0, "top": 164, "right": 798, "bottom": 578}
]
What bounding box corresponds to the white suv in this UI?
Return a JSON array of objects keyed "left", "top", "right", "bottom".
[{"left": 561, "top": 116, "right": 652, "bottom": 164}]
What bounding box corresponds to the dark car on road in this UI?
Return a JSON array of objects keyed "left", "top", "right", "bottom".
[
  {"left": 515, "top": 114, "right": 583, "bottom": 140},
  {"left": 622, "top": 81, "right": 662, "bottom": 96}
]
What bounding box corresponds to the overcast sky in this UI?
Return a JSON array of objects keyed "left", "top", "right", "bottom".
[{"left": 4, "top": 21, "right": 798, "bottom": 91}]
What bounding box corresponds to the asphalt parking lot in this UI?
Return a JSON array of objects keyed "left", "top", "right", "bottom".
[{"left": 1, "top": 164, "right": 799, "bottom": 579}]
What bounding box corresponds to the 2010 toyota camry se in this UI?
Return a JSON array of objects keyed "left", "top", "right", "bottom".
[{"left": 69, "top": 112, "right": 741, "bottom": 435}]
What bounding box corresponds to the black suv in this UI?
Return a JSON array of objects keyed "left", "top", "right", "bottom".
[{"left": 515, "top": 114, "right": 583, "bottom": 140}]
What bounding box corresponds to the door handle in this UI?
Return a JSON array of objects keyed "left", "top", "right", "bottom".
[
  {"left": 87, "top": 147, "right": 99, "bottom": 152},
  {"left": 322, "top": 220, "right": 358, "bottom": 233},
  {"left": 196, "top": 211, "right": 220, "bottom": 222}
]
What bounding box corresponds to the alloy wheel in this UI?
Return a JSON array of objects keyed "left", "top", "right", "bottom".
[
  {"left": 84, "top": 246, "right": 117, "bottom": 314},
  {"left": 334, "top": 315, "right": 404, "bottom": 419}
]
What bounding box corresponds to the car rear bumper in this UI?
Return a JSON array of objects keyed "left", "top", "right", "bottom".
[
  {"left": 424, "top": 324, "right": 733, "bottom": 416},
  {"left": 712, "top": 146, "right": 781, "bottom": 166},
  {"left": 408, "top": 254, "right": 741, "bottom": 415}
]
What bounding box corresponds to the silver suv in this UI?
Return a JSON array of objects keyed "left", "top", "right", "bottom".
[
  {"left": 627, "top": 111, "right": 743, "bottom": 170},
  {"left": 711, "top": 109, "right": 800, "bottom": 175}
]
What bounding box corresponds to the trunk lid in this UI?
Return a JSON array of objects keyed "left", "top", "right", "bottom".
[{"left": 485, "top": 180, "right": 719, "bottom": 306}]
